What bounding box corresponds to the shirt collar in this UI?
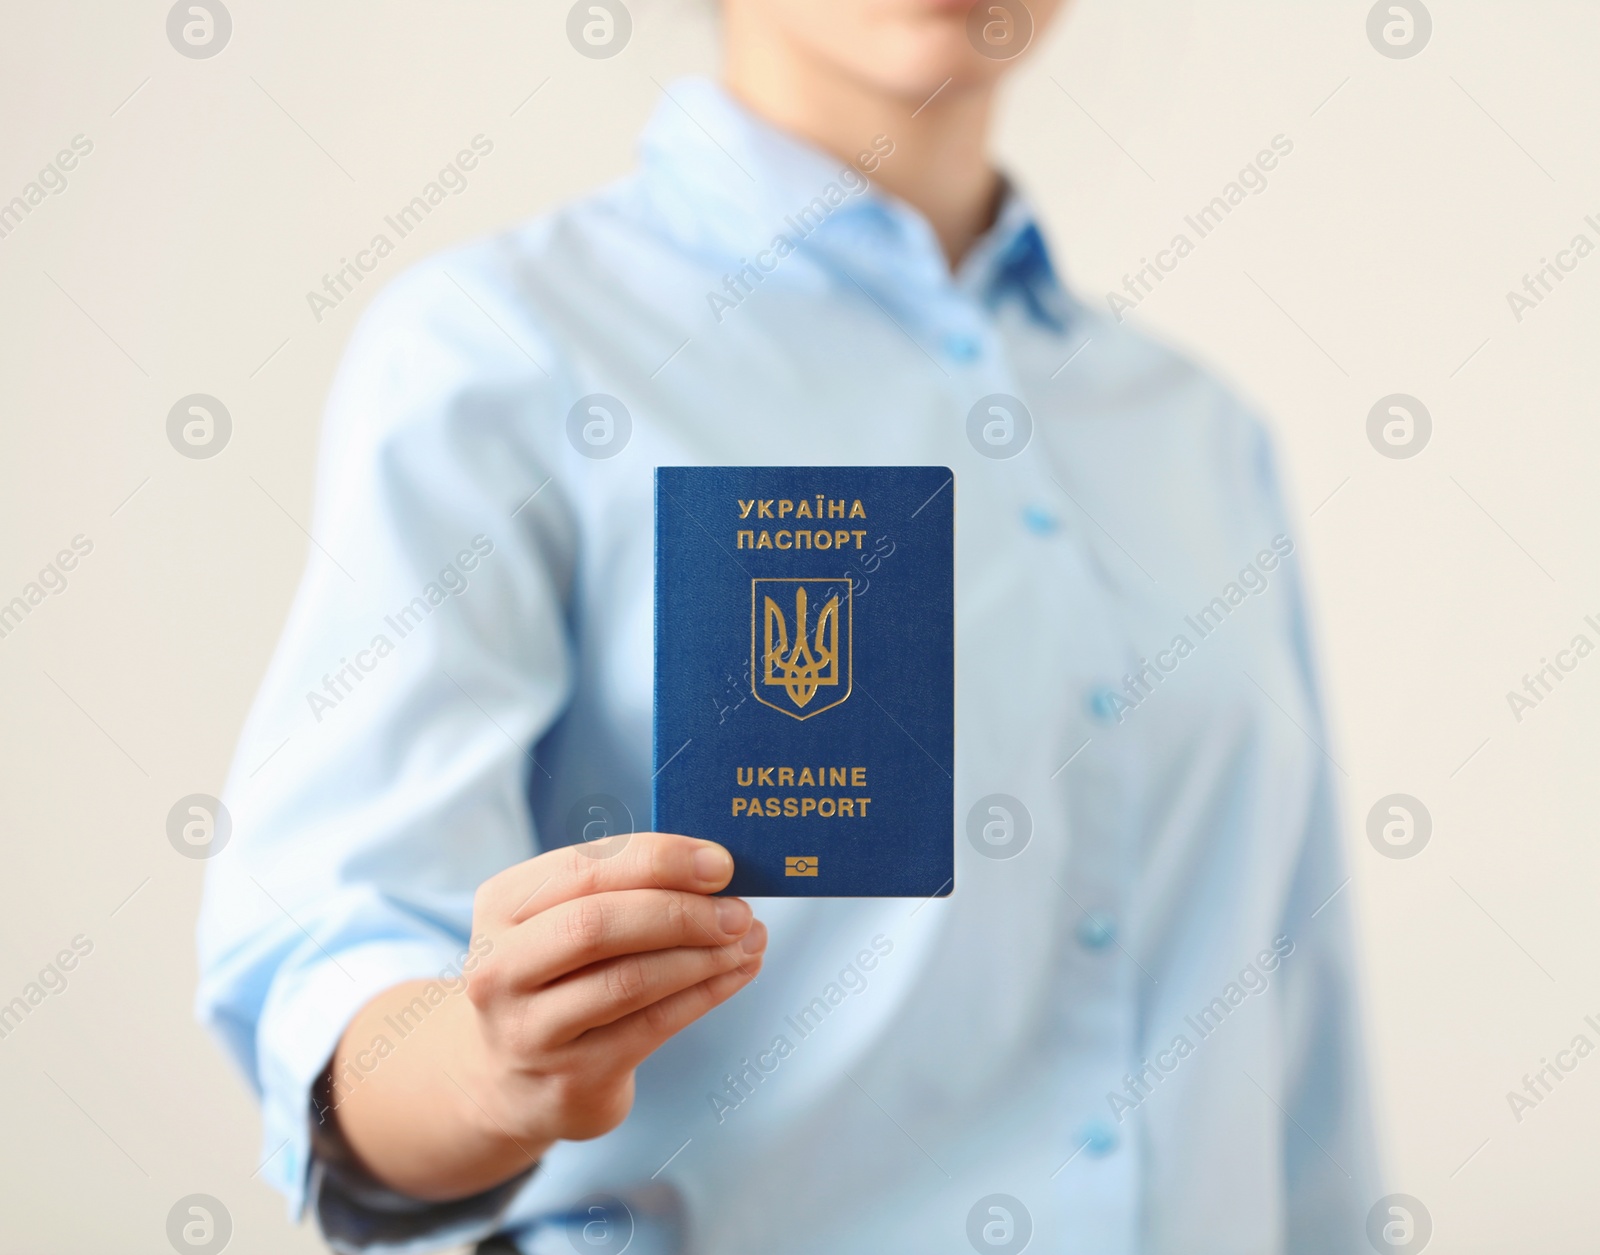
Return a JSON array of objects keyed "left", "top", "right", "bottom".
[{"left": 636, "top": 76, "right": 1070, "bottom": 334}]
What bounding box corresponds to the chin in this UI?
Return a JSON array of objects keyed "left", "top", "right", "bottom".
[
  {"left": 732, "top": 0, "right": 1061, "bottom": 101},
  {"left": 891, "top": 39, "right": 1011, "bottom": 95},
  {"left": 834, "top": 24, "right": 1014, "bottom": 100},
  {"left": 789, "top": 0, "right": 1059, "bottom": 101}
]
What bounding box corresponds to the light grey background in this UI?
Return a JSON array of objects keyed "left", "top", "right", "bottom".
[{"left": 2, "top": 1, "right": 1597, "bottom": 1250}]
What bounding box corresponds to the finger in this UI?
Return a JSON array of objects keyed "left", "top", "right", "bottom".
[
  {"left": 476, "top": 832, "right": 734, "bottom": 926},
  {"left": 497, "top": 889, "right": 754, "bottom": 988},
  {"left": 532, "top": 921, "right": 768, "bottom": 1046},
  {"left": 578, "top": 957, "right": 764, "bottom": 1072}
]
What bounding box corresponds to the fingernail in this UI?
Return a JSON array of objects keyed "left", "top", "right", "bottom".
[
  {"left": 694, "top": 844, "right": 733, "bottom": 883},
  {"left": 717, "top": 897, "right": 752, "bottom": 933},
  {"left": 740, "top": 920, "right": 767, "bottom": 953}
]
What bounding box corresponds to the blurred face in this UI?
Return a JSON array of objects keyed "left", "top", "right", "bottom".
[{"left": 727, "top": 0, "right": 1067, "bottom": 101}]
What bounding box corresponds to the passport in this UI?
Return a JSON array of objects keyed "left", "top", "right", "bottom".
[{"left": 653, "top": 466, "right": 954, "bottom": 898}]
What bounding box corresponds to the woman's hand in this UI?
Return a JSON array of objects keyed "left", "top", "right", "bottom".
[
  {"left": 462, "top": 832, "right": 765, "bottom": 1141},
  {"left": 324, "top": 833, "right": 765, "bottom": 1200}
]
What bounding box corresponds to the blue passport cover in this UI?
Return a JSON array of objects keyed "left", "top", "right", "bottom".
[{"left": 653, "top": 466, "right": 954, "bottom": 898}]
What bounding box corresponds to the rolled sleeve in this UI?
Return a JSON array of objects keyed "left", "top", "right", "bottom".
[{"left": 195, "top": 252, "right": 575, "bottom": 1246}]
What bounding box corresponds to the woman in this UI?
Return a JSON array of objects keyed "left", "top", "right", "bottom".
[{"left": 198, "top": 2, "right": 1379, "bottom": 1251}]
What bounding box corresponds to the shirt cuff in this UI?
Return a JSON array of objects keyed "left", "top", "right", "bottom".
[{"left": 254, "top": 936, "right": 531, "bottom": 1248}]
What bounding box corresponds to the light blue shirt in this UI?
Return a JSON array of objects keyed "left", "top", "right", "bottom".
[{"left": 197, "top": 77, "right": 1380, "bottom": 1255}]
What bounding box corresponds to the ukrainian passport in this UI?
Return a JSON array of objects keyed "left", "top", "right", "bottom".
[{"left": 653, "top": 466, "right": 954, "bottom": 898}]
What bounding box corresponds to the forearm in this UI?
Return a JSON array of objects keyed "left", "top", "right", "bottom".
[{"left": 321, "top": 980, "right": 551, "bottom": 1201}]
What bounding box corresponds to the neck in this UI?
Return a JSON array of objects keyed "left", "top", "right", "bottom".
[{"left": 722, "top": 29, "right": 1002, "bottom": 266}]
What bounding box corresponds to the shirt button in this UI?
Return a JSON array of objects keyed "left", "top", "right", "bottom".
[
  {"left": 1086, "top": 685, "right": 1122, "bottom": 723},
  {"left": 1076, "top": 915, "right": 1117, "bottom": 950},
  {"left": 941, "top": 332, "right": 982, "bottom": 363},
  {"left": 1021, "top": 504, "right": 1059, "bottom": 535},
  {"left": 1077, "top": 1119, "right": 1118, "bottom": 1157}
]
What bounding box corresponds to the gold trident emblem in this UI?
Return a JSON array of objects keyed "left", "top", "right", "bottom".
[{"left": 751, "top": 579, "right": 852, "bottom": 718}]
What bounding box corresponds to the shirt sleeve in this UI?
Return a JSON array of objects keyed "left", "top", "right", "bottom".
[
  {"left": 194, "top": 248, "right": 577, "bottom": 1249},
  {"left": 1251, "top": 423, "right": 1386, "bottom": 1252}
]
